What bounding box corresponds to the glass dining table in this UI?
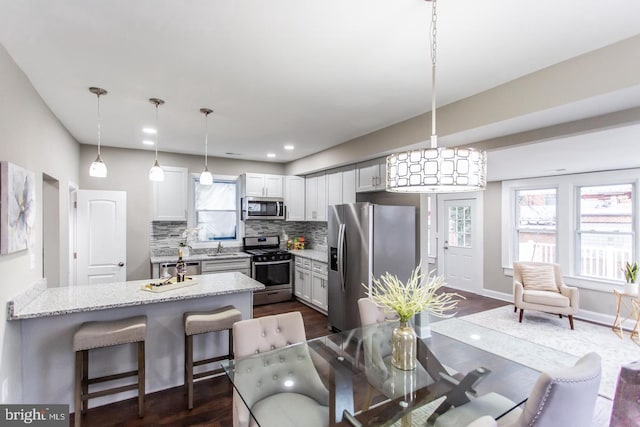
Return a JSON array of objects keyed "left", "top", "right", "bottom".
[{"left": 223, "top": 318, "right": 575, "bottom": 427}]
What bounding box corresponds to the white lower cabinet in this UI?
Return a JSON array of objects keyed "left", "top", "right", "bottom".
[
  {"left": 295, "top": 257, "right": 328, "bottom": 313},
  {"left": 295, "top": 258, "right": 312, "bottom": 302},
  {"left": 201, "top": 258, "right": 251, "bottom": 276}
]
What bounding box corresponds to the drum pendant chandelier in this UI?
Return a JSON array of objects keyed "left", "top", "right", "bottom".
[{"left": 386, "top": 0, "right": 486, "bottom": 193}]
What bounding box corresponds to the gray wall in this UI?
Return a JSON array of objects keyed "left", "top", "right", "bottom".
[
  {"left": 483, "top": 182, "right": 511, "bottom": 293},
  {"left": 0, "top": 43, "right": 80, "bottom": 403},
  {"left": 78, "top": 144, "right": 286, "bottom": 280}
]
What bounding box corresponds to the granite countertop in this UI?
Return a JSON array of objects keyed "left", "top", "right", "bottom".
[
  {"left": 7, "top": 273, "right": 264, "bottom": 320},
  {"left": 150, "top": 252, "right": 251, "bottom": 264},
  {"left": 290, "top": 249, "right": 328, "bottom": 263}
]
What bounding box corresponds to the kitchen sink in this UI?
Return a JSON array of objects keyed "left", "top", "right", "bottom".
[{"left": 208, "top": 252, "right": 243, "bottom": 257}]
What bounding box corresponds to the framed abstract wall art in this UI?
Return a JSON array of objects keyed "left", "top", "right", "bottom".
[{"left": 1, "top": 161, "right": 36, "bottom": 254}]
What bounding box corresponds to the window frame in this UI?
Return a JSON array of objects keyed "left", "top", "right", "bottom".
[
  {"left": 574, "top": 182, "right": 635, "bottom": 282},
  {"left": 502, "top": 169, "right": 640, "bottom": 290},
  {"left": 188, "top": 174, "right": 244, "bottom": 248}
]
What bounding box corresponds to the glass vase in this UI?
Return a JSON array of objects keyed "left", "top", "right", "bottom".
[{"left": 391, "top": 320, "right": 417, "bottom": 370}]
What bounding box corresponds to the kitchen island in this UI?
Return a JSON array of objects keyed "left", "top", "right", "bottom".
[{"left": 7, "top": 273, "right": 264, "bottom": 411}]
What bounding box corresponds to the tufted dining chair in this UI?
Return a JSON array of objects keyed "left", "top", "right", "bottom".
[
  {"left": 231, "top": 311, "right": 329, "bottom": 427},
  {"left": 434, "top": 352, "right": 601, "bottom": 427},
  {"left": 513, "top": 262, "right": 579, "bottom": 329}
]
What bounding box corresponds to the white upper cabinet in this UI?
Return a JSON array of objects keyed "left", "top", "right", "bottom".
[
  {"left": 264, "top": 175, "right": 284, "bottom": 197},
  {"left": 305, "top": 172, "right": 327, "bottom": 221},
  {"left": 327, "top": 166, "right": 356, "bottom": 206},
  {"left": 242, "top": 173, "right": 284, "bottom": 198},
  {"left": 152, "top": 166, "right": 189, "bottom": 221},
  {"left": 356, "top": 158, "right": 387, "bottom": 192},
  {"left": 284, "top": 176, "right": 305, "bottom": 221}
]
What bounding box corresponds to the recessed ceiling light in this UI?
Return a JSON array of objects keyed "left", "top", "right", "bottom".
[
  {"left": 267, "top": 153, "right": 276, "bottom": 158},
  {"left": 142, "top": 140, "right": 155, "bottom": 146},
  {"left": 143, "top": 127, "right": 157, "bottom": 135},
  {"left": 284, "top": 145, "right": 294, "bottom": 150}
]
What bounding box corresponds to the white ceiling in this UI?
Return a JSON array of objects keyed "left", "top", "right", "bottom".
[{"left": 1, "top": 0, "right": 640, "bottom": 164}]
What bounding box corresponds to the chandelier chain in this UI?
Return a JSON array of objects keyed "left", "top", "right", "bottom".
[
  {"left": 430, "top": 0, "right": 438, "bottom": 147},
  {"left": 431, "top": 0, "right": 437, "bottom": 67}
]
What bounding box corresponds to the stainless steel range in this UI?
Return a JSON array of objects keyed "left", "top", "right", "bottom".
[{"left": 243, "top": 236, "right": 293, "bottom": 306}]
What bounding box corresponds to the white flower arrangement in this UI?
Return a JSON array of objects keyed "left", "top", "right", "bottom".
[
  {"left": 180, "top": 227, "right": 200, "bottom": 248},
  {"left": 367, "top": 263, "right": 464, "bottom": 323}
]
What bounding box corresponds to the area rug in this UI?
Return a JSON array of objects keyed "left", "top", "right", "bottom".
[{"left": 430, "top": 306, "right": 640, "bottom": 399}]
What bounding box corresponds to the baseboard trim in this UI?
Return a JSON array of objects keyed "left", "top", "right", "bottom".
[
  {"left": 481, "top": 288, "right": 637, "bottom": 331},
  {"left": 482, "top": 289, "right": 512, "bottom": 302}
]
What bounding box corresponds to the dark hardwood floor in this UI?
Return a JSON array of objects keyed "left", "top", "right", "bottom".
[{"left": 72, "top": 289, "right": 508, "bottom": 426}]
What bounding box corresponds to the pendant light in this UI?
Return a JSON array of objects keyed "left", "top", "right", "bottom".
[
  {"left": 88, "top": 87, "right": 108, "bottom": 178},
  {"left": 386, "top": 0, "right": 487, "bottom": 193},
  {"left": 199, "top": 108, "right": 214, "bottom": 185},
  {"left": 148, "top": 97, "right": 165, "bottom": 182}
]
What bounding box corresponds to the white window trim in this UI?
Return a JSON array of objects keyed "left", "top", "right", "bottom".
[
  {"left": 574, "top": 182, "right": 635, "bottom": 281},
  {"left": 419, "top": 194, "right": 437, "bottom": 267},
  {"left": 502, "top": 168, "right": 640, "bottom": 288},
  {"left": 188, "top": 173, "right": 244, "bottom": 248}
]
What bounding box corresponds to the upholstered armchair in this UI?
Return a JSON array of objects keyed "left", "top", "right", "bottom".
[
  {"left": 232, "top": 312, "right": 329, "bottom": 427},
  {"left": 435, "top": 352, "right": 601, "bottom": 427},
  {"left": 513, "top": 262, "right": 579, "bottom": 329}
]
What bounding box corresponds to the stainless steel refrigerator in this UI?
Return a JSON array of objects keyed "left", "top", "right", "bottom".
[{"left": 328, "top": 203, "right": 416, "bottom": 331}]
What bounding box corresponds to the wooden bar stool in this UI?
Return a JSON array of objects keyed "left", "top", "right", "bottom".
[
  {"left": 73, "top": 315, "right": 147, "bottom": 427},
  {"left": 184, "top": 305, "right": 242, "bottom": 409}
]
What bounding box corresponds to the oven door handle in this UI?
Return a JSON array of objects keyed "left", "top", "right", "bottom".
[{"left": 253, "top": 260, "right": 292, "bottom": 266}]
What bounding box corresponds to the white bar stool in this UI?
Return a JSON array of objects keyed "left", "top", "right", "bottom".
[
  {"left": 184, "top": 305, "right": 242, "bottom": 409},
  {"left": 73, "top": 315, "right": 147, "bottom": 427}
]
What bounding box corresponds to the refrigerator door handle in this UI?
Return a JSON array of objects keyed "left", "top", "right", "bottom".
[{"left": 338, "top": 223, "right": 346, "bottom": 292}]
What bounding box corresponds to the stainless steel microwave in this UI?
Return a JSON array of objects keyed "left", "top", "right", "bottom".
[{"left": 241, "top": 197, "right": 285, "bottom": 220}]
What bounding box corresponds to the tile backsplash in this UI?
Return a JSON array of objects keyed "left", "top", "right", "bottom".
[
  {"left": 150, "top": 220, "right": 327, "bottom": 256},
  {"left": 244, "top": 220, "right": 327, "bottom": 250}
]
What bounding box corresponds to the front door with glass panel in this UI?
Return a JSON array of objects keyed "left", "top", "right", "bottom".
[{"left": 441, "top": 199, "right": 480, "bottom": 293}]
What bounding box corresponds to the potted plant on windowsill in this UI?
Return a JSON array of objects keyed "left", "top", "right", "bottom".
[
  {"left": 367, "top": 264, "right": 464, "bottom": 370},
  {"left": 179, "top": 227, "right": 200, "bottom": 257},
  {"left": 623, "top": 261, "right": 639, "bottom": 295}
]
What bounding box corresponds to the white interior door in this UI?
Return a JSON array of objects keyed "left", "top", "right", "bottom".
[
  {"left": 76, "top": 190, "right": 126, "bottom": 285},
  {"left": 439, "top": 197, "right": 482, "bottom": 294}
]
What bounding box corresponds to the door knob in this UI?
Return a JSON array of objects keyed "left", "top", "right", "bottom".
[
  {"left": 443, "top": 241, "right": 449, "bottom": 250},
  {"left": 118, "top": 262, "right": 125, "bottom": 267}
]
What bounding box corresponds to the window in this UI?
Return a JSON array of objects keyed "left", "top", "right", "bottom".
[
  {"left": 515, "top": 188, "right": 557, "bottom": 262},
  {"left": 503, "top": 170, "right": 640, "bottom": 289},
  {"left": 577, "top": 184, "right": 634, "bottom": 281},
  {"left": 448, "top": 205, "right": 472, "bottom": 248},
  {"left": 193, "top": 177, "right": 238, "bottom": 241}
]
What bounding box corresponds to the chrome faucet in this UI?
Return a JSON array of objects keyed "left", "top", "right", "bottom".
[{"left": 216, "top": 241, "right": 223, "bottom": 254}]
